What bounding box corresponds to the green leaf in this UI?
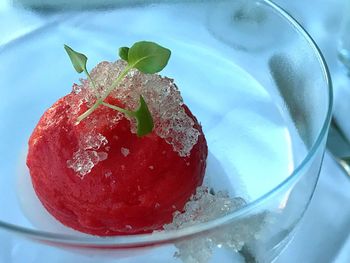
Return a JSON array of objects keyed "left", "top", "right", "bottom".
[
  {"left": 76, "top": 40, "right": 171, "bottom": 137},
  {"left": 127, "top": 41, "right": 171, "bottom": 74},
  {"left": 101, "top": 98, "right": 154, "bottom": 137},
  {"left": 64, "top": 44, "right": 88, "bottom": 74},
  {"left": 119, "top": 47, "right": 129, "bottom": 61},
  {"left": 133, "top": 95, "right": 154, "bottom": 136}
]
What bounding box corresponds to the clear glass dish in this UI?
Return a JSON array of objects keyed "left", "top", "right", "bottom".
[{"left": 0, "top": 0, "right": 332, "bottom": 262}]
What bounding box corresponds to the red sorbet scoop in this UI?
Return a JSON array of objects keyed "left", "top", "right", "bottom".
[{"left": 26, "top": 60, "right": 208, "bottom": 236}]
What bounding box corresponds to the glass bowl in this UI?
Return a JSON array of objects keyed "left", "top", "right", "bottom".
[{"left": 0, "top": 0, "right": 332, "bottom": 262}]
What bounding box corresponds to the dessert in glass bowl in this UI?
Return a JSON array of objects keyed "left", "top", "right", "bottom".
[
  {"left": 0, "top": 1, "right": 332, "bottom": 262},
  {"left": 26, "top": 41, "right": 208, "bottom": 236}
]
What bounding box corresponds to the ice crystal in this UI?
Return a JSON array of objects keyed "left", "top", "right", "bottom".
[
  {"left": 164, "top": 187, "right": 266, "bottom": 263},
  {"left": 67, "top": 150, "right": 108, "bottom": 178},
  {"left": 67, "top": 58, "right": 202, "bottom": 177},
  {"left": 120, "top": 147, "right": 130, "bottom": 157},
  {"left": 67, "top": 132, "right": 108, "bottom": 178},
  {"left": 105, "top": 171, "right": 112, "bottom": 178},
  {"left": 81, "top": 132, "right": 108, "bottom": 150},
  {"left": 74, "top": 60, "right": 200, "bottom": 157}
]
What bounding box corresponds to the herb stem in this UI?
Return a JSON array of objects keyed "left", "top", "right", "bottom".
[
  {"left": 102, "top": 102, "right": 135, "bottom": 117},
  {"left": 76, "top": 65, "right": 133, "bottom": 123},
  {"left": 76, "top": 99, "right": 101, "bottom": 123},
  {"left": 102, "top": 64, "right": 132, "bottom": 101}
]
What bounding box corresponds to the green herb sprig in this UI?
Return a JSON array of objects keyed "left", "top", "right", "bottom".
[{"left": 64, "top": 41, "right": 171, "bottom": 137}]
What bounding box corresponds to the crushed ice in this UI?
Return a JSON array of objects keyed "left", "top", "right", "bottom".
[
  {"left": 164, "top": 186, "right": 266, "bottom": 263},
  {"left": 67, "top": 150, "right": 107, "bottom": 178},
  {"left": 120, "top": 147, "right": 130, "bottom": 157},
  {"left": 73, "top": 60, "right": 200, "bottom": 157},
  {"left": 81, "top": 132, "right": 108, "bottom": 150},
  {"left": 67, "top": 132, "right": 108, "bottom": 178},
  {"left": 67, "top": 59, "right": 202, "bottom": 176},
  {"left": 104, "top": 171, "right": 112, "bottom": 178}
]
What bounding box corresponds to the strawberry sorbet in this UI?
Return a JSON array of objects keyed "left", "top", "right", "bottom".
[{"left": 26, "top": 61, "right": 208, "bottom": 236}]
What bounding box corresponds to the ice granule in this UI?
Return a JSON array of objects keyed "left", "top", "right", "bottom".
[
  {"left": 120, "top": 147, "right": 130, "bottom": 157},
  {"left": 109, "top": 112, "right": 124, "bottom": 128},
  {"left": 164, "top": 186, "right": 266, "bottom": 263},
  {"left": 74, "top": 60, "right": 200, "bottom": 157},
  {"left": 81, "top": 132, "right": 108, "bottom": 150},
  {"left": 72, "top": 83, "right": 82, "bottom": 94},
  {"left": 105, "top": 171, "right": 112, "bottom": 178},
  {"left": 67, "top": 149, "right": 108, "bottom": 178},
  {"left": 97, "top": 151, "right": 108, "bottom": 161},
  {"left": 69, "top": 80, "right": 96, "bottom": 113},
  {"left": 67, "top": 132, "right": 108, "bottom": 178},
  {"left": 164, "top": 187, "right": 246, "bottom": 230}
]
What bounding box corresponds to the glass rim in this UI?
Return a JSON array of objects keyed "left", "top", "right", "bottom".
[{"left": 0, "top": 0, "right": 333, "bottom": 247}]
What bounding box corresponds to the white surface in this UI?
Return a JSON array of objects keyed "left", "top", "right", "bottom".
[
  {"left": 277, "top": 153, "right": 350, "bottom": 263},
  {"left": 274, "top": 1, "right": 350, "bottom": 262}
]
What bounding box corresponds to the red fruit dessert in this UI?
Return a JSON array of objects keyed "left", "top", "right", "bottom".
[{"left": 26, "top": 60, "right": 208, "bottom": 236}]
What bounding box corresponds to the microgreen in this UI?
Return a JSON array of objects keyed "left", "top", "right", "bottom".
[
  {"left": 65, "top": 41, "right": 170, "bottom": 137},
  {"left": 102, "top": 95, "right": 154, "bottom": 137},
  {"left": 120, "top": 41, "right": 171, "bottom": 74},
  {"left": 119, "top": 47, "right": 129, "bottom": 61},
  {"left": 132, "top": 95, "right": 154, "bottom": 136},
  {"left": 64, "top": 45, "right": 97, "bottom": 90}
]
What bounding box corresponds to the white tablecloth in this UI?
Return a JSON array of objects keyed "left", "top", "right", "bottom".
[
  {"left": 274, "top": 1, "right": 350, "bottom": 262},
  {"left": 277, "top": 153, "right": 350, "bottom": 263}
]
